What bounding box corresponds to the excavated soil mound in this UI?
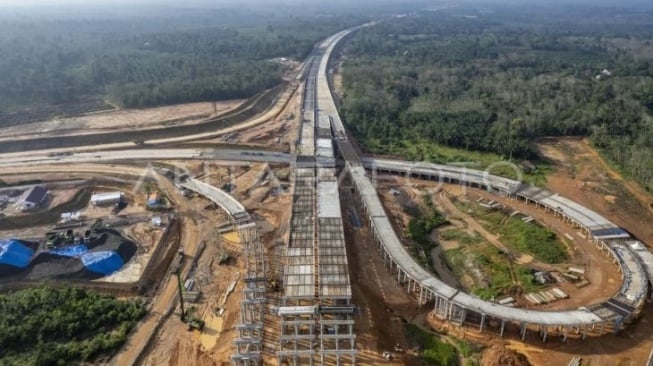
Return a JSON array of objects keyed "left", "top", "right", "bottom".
[{"left": 482, "top": 346, "right": 531, "bottom": 366}]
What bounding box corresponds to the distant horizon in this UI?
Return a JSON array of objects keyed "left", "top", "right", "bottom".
[{"left": 1, "top": 0, "right": 652, "bottom": 7}]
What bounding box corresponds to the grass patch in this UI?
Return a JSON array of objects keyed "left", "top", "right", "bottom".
[
  {"left": 441, "top": 248, "right": 466, "bottom": 278},
  {"left": 443, "top": 245, "right": 544, "bottom": 300},
  {"left": 370, "top": 139, "right": 553, "bottom": 184},
  {"left": 454, "top": 200, "right": 568, "bottom": 264},
  {"left": 439, "top": 229, "right": 484, "bottom": 246},
  {"left": 471, "top": 246, "right": 514, "bottom": 300},
  {"left": 406, "top": 324, "right": 459, "bottom": 366},
  {"left": 450, "top": 338, "right": 483, "bottom": 366}
]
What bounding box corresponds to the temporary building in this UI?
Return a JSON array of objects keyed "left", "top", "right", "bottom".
[
  {"left": 151, "top": 216, "right": 162, "bottom": 227},
  {"left": 91, "top": 192, "right": 123, "bottom": 206},
  {"left": 16, "top": 186, "right": 48, "bottom": 211}
]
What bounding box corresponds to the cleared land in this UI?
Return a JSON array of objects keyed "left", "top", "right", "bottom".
[
  {"left": 0, "top": 100, "right": 243, "bottom": 141},
  {"left": 538, "top": 137, "right": 653, "bottom": 246},
  {"left": 136, "top": 162, "right": 293, "bottom": 365},
  {"left": 416, "top": 138, "right": 653, "bottom": 366},
  {"left": 375, "top": 176, "right": 621, "bottom": 312}
]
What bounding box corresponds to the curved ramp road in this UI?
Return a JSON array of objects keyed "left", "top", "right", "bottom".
[{"left": 314, "top": 24, "right": 653, "bottom": 341}]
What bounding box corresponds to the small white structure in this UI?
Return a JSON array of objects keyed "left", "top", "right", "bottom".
[
  {"left": 91, "top": 191, "right": 123, "bottom": 206},
  {"left": 568, "top": 266, "right": 586, "bottom": 275},
  {"left": 498, "top": 297, "right": 515, "bottom": 305},
  {"left": 60, "top": 211, "right": 82, "bottom": 223},
  {"left": 151, "top": 216, "right": 162, "bottom": 227}
]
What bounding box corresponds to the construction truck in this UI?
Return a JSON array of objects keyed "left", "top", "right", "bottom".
[{"left": 174, "top": 271, "right": 205, "bottom": 331}]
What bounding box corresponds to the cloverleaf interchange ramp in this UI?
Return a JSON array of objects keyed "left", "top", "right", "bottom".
[
  {"left": 2, "top": 22, "right": 653, "bottom": 364},
  {"left": 316, "top": 24, "right": 653, "bottom": 343}
]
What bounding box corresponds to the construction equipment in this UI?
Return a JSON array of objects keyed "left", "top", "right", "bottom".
[
  {"left": 218, "top": 252, "right": 230, "bottom": 265},
  {"left": 269, "top": 278, "right": 281, "bottom": 292},
  {"left": 174, "top": 271, "right": 205, "bottom": 331}
]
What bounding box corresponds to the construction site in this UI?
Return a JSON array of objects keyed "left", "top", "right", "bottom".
[{"left": 2, "top": 23, "right": 653, "bottom": 366}]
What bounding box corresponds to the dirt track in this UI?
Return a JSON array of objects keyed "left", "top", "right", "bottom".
[
  {"left": 0, "top": 100, "right": 243, "bottom": 140},
  {"left": 538, "top": 137, "right": 653, "bottom": 246},
  {"left": 0, "top": 84, "right": 286, "bottom": 153}
]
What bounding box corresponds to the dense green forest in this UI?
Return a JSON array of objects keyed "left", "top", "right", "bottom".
[
  {"left": 340, "top": 5, "right": 653, "bottom": 190},
  {"left": 0, "top": 286, "right": 146, "bottom": 365},
  {"left": 0, "top": 7, "right": 364, "bottom": 114}
]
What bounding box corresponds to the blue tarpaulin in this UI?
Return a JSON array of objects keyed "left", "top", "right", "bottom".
[
  {"left": 0, "top": 239, "right": 34, "bottom": 268},
  {"left": 49, "top": 245, "right": 88, "bottom": 257},
  {"left": 81, "top": 251, "right": 124, "bottom": 275}
]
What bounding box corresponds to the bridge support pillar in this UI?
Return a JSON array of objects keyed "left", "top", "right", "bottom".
[
  {"left": 500, "top": 320, "right": 506, "bottom": 337},
  {"left": 520, "top": 322, "right": 527, "bottom": 341},
  {"left": 479, "top": 314, "right": 485, "bottom": 333}
]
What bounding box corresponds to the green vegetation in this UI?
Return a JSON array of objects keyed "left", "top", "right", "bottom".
[
  {"left": 406, "top": 194, "right": 448, "bottom": 273},
  {"left": 485, "top": 212, "right": 567, "bottom": 264},
  {"left": 0, "top": 7, "right": 365, "bottom": 118},
  {"left": 406, "top": 324, "right": 459, "bottom": 366},
  {"left": 455, "top": 200, "right": 568, "bottom": 264},
  {"left": 341, "top": 5, "right": 653, "bottom": 190},
  {"left": 439, "top": 229, "right": 483, "bottom": 246},
  {"left": 443, "top": 245, "right": 542, "bottom": 300},
  {"left": 0, "top": 286, "right": 146, "bottom": 365}
]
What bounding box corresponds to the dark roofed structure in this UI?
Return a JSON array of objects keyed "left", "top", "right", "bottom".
[{"left": 18, "top": 186, "right": 48, "bottom": 211}]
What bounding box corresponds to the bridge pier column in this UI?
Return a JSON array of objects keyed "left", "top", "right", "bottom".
[
  {"left": 479, "top": 314, "right": 486, "bottom": 333},
  {"left": 520, "top": 322, "right": 527, "bottom": 341},
  {"left": 500, "top": 320, "right": 506, "bottom": 337},
  {"left": 459, "top": 308, "right": 467, "bottom": 325},
  {"left": 542, "top": 327, "right": 548, "bottom": 343}
]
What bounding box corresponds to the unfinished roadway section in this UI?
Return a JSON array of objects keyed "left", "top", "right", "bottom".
[
  {"left": 316, "top": 25, "right": 653, "bottom": 343},
  {"left": 276, "top": 30, "right": 357, "bottom": 366},
  {"left": 179, "top": 179, "right": 266, "bottom": 365}
]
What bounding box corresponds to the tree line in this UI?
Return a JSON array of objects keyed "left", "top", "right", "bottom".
[
  {"left": 340, "top": 6, "right": 653, "bottom": 190},
  {"left": 0, "top": 11, "right": 364, "bottom": 114},
  {"left": 0, "top": 286, "right": 146, "bottom": 365}
]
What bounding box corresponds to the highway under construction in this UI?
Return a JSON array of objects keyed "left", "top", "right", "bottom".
[{"left": 2, "top": 22, "right": 653, "bottom": 366}]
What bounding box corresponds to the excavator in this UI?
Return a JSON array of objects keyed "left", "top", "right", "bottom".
[{"left": 174, "top": 271, "right": 205, "bottom": 331}]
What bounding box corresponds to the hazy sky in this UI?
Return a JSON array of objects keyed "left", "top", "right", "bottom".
[{"left": 1, "top": 0, "right": 651, "bottom": 8}]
